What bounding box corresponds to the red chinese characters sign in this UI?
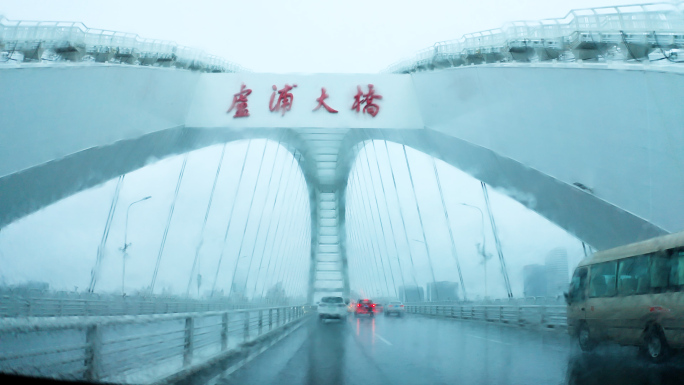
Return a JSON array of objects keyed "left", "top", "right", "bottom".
[
  {"left": 351, "top": 84, "right": 382, "bottom": 117},
  {"left": 269, "top": 84, "right": 297, "bottom": 116},
  {"left": 226, "top": 83, "right": 252, "bottom": 118},
  {"left": 313, "top": 88, "right": 338, "bottom": 113},
  {"left": 226, "top": 84, "right": 382, "bottom": 118}
]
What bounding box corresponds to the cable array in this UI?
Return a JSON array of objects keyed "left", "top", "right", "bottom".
[
  {"left": 82, "top": 140, "right": 309, "bottom": 304},
  {"left": 346, "top": 141, "right": 513, "bottom": 302}
]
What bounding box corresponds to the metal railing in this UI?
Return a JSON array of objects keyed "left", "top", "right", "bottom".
[
  {"left": 0, "top": 295, "right": 286, "bottom": 317},
  {"left": 0, "top": 305, "right": 308, "bottom": 384},
  {"left": 408, "top": 296, "right": 566, "bottom": 306},
  {"left": 385, "top": 2, "right": 684, "bottom": 73},
  {"left": 0, "top": 15, "right": 247, "bottom": 72},
  {"left": 405, "top": 303, "right": 567, "bottom": 329}
]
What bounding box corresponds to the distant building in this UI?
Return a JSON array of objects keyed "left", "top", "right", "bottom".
[
  {"left": 523, "top": 264, "right": 547, "bottom": 297},
  {"left": 426, "top": 281, "right": 459, "bottom": 301},
  {"left": 545, "top": 248, "right": 570, "bottom": 297},
  {"left": 399, "top": 285, "right": 424, "bottom": 302}
]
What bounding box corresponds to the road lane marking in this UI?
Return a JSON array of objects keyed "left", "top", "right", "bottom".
[
  {"left": 375, "top": 333, "right": 393, "bottom": 346},
  {"left": 467, "top": 334, "right": 511, "bottom": 345}
]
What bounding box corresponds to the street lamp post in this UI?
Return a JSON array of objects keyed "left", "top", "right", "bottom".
[
  {"left": 120, "top": 196, "right": 152, "bottom": 295},
  {"left": 458, "top": 203, "right": 489, "bottom": 300}
]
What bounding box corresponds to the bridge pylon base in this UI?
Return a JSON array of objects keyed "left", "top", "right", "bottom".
[{"left": 307, "top": 188, "right": 349, "bottom": 304}]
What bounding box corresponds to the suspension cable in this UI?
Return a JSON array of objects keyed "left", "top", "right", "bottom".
[
  {"left": 290, "top": 225, "right": 307, "bottom": 301},
  {"left": 273, "top": 171, "right": 308, "bottom": 288},
  {"left": 402, "top": 145, "right": 439, "bottom": 300},
  {"left": 347, "top": 173, "right": 380, "bottom": 297},
  {"left": 211, "top": 140, "right": 252, "bottom": 296},
  {"left": 261, "top": 160, "right": 303, "bottom": 296},
  {"left": 431, "top": 158, "right": 467, "bottom": 301},
  {"left": 355, "top": 161, "right": 390, "bottom": 298},
  {"left": 254, "top": 156, "right": 298, "bottom": 299},
  {"left": 281, "top": 192, "right": 309, "bottom": 300},
  {"left": 88, "top": 174, "right": 125, "bottom": 293},
  {"left": 227, "top": 140, "right": 270, "bottom": 298},
  {"left": 346, "top": 181, "right": 364, "bottom": 296},
  {"left": 186, "top": 144, "right": 227, "bottom": 297},
  {"left": 355, "top": 159, "right": 390, "bottom": 298},
  {"left": 275, "top": 173, "right": 309, "bottom": 301},
  {"left": 353, "top": 158, "right": 391, "bottom": 297},
  {"left": 240, "top": 139, "right": 284, "bottom": 296},
  {"left": 352, "top": 153, "right": 385, "bottom": 297},
  {"left": 249, "top": 152, "right": 297, "bottom": 298},
  {"left": 481, "top": 181, "right": 513, "bottom": 298},
  {"left": 345, "top": 223, "right": 358, "bottom": 295},
  {"left": 348, "top": 193, "right": 381, "bottom": 297},
  {"left": 345, "top": 175, "right": 366, "bottom": 296},
  {"left": 282, "top": 220, "right": 306, "bottom": 300},
  {"left": 349, "top": 206, "right": 373, "bottom": 296},
  {"left": 260, "top": 175, "right": 303, "bottom": 300},
  {"left": 296, "top": 212, "right": 312, "bottom": 299},
  {"left": 260, "top": 168, "right": 305, "bottom": 298},
  {"left": 349, "top": 229, "right": 369, "bottom": 296},
  {"left": 277, "top": 176, "right": 307, "bottom": 291},
  {"left": 362, "top": 143, "right": 399, "bottom": 297},
  {"left": 345, "top": 202, "right": 357, "bottom": 295},
  {"left": 351, "top": 210, "right": 381, "bottom": 295},
  {"left": 259, "top": 179, "right": 301, "bottom": 303},
  {"left": 382, "top": 141, "right": 420, "bottom": 297},
  {"left": 371, "top": 140, "right": 406, "bottom": 293},
  {"left": 150, "top": 154, "right": 189, "bottom": 293}
]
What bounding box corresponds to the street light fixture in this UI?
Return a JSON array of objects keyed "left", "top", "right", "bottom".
[
  {"left": 120, "top": 195, "right": 152, "bottom": 295},
  {"left": 457, "top": 203, "right": 485, "bottom": 248}
]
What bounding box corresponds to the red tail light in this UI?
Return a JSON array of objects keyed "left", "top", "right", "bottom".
[
  {"left": 357, "top": 303, "right": 361, "bottom": 307},
  {"left": 372, "top": 304, "right": 375, "bottom": 307},
  {"left": 400, "top": 305, "right": 404, "bottom": 307}
]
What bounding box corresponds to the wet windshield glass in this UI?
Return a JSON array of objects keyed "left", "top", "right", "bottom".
[{"left": 1, "top": 1, "right": 683, "bottom": 385}]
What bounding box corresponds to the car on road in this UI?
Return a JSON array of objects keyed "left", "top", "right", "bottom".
[
  {"left": 317, "top": 296, "right": 347, "bottom": 321},
  {"left": 384, "top": 301, "right": 405, "bottom": 317},
  {"left": 355, "top": 299, "right": 375, "bottom": 317}
]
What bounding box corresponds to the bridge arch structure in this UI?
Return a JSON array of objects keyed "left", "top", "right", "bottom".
[
  {"left": 2, "top": 2, "right": 684, "bottom": 302},
  {"left": 2, "top": 65, "right": 682, "bottom": 302}
]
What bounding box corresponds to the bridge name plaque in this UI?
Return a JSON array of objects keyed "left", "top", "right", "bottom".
[{"left": 227, "top": 83, "right": 382, "bottom": 118}]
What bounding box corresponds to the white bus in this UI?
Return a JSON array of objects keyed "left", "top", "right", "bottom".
[{"left": 566, "top": 230, "right": 684, "bottom": 362}]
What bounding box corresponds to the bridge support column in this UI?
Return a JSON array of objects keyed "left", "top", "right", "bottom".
[
  {"left": 84, "top": 325, "right": 102, "bottom": 381},
  {"left": 268, "top": 309, "right": 273, "bottom": 331},
  {"left": 307, "top": 187, "right": 350, "bottom": 304},
  {"left": 183, "top": 317, "right": 194, "bottom": 367},
  {"left": 221, "top": 313, "right": 228, "bottom": 351}
]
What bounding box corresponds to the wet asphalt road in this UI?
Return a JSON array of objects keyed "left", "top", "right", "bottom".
[{"left": 219, "top": 313, "right": 684, "bottom": 385}]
